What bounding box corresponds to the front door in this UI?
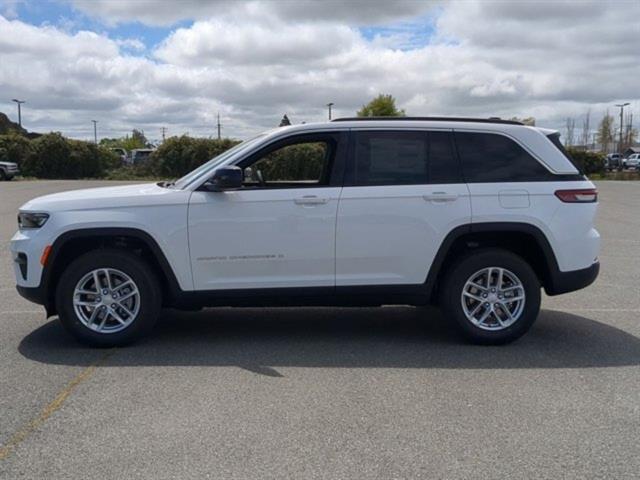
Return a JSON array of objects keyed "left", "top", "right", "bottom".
[{"left": 188, "top": 132, "right": 347, "bottom": 290}]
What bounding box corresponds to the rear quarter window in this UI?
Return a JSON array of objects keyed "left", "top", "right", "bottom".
[
  {"left": 455, "top": 131, "right": 554, "bottom": 183},
  {"left": 546, "top": 133, "right": 584, "bottom": 174}
]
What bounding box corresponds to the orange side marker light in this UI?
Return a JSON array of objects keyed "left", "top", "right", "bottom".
[{"left": 40, "top": 245, "right": 52, "bottom": 266}]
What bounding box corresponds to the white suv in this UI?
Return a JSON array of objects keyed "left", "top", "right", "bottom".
[{"left": 11, "top": 118, "right": 600, "bottom": 346}]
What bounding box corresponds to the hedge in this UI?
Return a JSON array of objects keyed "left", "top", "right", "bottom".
[
  {"left": 0, "top": 132, "right": 120, "bottom": 179},
  {"left": 150, "top": 136, "right": 240, "bottom": 178},
  {"left": 0, "top": 132, "right": 32, "bottom": 167},
  {"left": 566, "top": 148, "right": 605, "bottom": 175}
]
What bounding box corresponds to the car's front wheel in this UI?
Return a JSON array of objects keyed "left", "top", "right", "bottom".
[
  {"left": 440, "top": 249, "right": 541, "bottom": 345},
  {"left": 56, "top": 249, "right": 161, "bottom": 347}
]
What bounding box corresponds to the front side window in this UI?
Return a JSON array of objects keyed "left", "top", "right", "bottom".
[
  {"left": 456, "top": 132, "right": 554, "bottom": 182},
  {"left": 348, "top": 130, "right": 460, "bottom": 186},
  {"left": 242, "top": 138, "right": 334, "bottom": 188}
]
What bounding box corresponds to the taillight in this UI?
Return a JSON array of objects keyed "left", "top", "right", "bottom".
[{"left": 554, "top": 188, "right": 598, "bottom": 203}]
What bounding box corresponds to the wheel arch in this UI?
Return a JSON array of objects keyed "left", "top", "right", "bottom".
[
  {"left": 425, "top": 222, "right": 561, "bottom": 301},
  {"left": 42, "top": 227, "right": 182, "bottom": 316}
]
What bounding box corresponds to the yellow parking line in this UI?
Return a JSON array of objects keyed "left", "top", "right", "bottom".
[{"left": 0, "top": 350, "right": 113, "bottom": 461}]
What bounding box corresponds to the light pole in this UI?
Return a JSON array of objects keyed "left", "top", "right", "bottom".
[
  {"left": 615, "top": 102, "right": 630, "bottom": 153},
  {"left": 12, "top": 99, "right": 25, "bottom": 127},
  {"left": 326, "top": 102, "right": 334, "bottom": 120},
  {"left": 91, "top": 120, "right": 98, "bottom": 144}
]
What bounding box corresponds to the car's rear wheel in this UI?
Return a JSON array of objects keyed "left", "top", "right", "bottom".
[
  {"left": 0, "top": 170, "right": 6, "bottom": 181},
  {"left": 56, "top": 249, "right": 161, "bottom": 347},
  {"left": 440, "top": 249, "right": 541, "bottom": 345}
]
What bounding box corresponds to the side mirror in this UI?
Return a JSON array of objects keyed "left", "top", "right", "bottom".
[{"left": 203, "top": 166, "right": 243, "bottom": 191}]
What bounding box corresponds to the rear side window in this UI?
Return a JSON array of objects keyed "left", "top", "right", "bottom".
[
  {"left": 455, "top": 132, "right": 554, "bottom": 183},
  {"left": 546, "top": 133, "right": 584, "bottom": 174},
  {"left": 348, "top": 131, "right": 461, "bottom": 186}
]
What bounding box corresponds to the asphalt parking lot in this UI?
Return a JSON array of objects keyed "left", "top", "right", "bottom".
[{"left": 1, "top": 180, "right": 639, "bottom": 479}]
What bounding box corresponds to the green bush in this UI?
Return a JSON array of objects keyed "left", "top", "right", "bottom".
[
  {"left": 566, "top": 148, "right": 605, "bottom": 176},
  {"left": 21, "top": 132, "right": 118, "bottom": 179},
  {"left": 256, "top": 142, "right": 327, "bottom": 181},
  {"left": 150, "top": 136, "right": 240, "bottom": 178},
  {"left": 0, "top": 132, "right": 33, "bottom": 167}
]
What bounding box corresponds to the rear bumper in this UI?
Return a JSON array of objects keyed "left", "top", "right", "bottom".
[{"left": 545, "top": 261, "right": 599, "bottom": 296}]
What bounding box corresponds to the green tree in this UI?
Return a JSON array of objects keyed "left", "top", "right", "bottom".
[
  {"left": 596, "top": 113, "right": 615, "bottom": 153},
  {"left": 99, "top": 129, "right": 149, "bottom": 152},
  {"left": 357, "top": 94, "right": 405, "bottom": 117}
]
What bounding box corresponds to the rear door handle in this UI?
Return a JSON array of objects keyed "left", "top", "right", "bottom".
[
  {"left": 423, "top": 192, "right": 458, "bottom": 202},
  {"left": 294, "top": 195, "right": 329, "bottom": 205}
]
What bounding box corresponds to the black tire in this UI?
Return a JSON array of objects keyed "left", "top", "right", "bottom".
[
  {"left": 0, "top": 170, "right": 6, "bottom": 181},
  {"left": 56, "top": 249, "right": 162, "bottom": 347},
  {"left": 439, "top": 248, "right": 541, "bottom": 345}
]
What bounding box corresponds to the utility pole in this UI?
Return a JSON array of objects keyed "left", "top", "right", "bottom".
[
  {"left": 91, "top": 120, "right": 98, "bottom": 144},
  {"left": 161, "top": 127, "right": 167, "bottom": 142},
  {"left": 615, "top": 103, "right": 630, "bottom": 153},
  {"left": 12, "top": 99, "right": 25, "bottom": 128},
  {"left": 216, "top": 112, "right": 221, "bottom": 140},
  {"left": 326, "top": 102, "right": 334, "bottom": 120}
]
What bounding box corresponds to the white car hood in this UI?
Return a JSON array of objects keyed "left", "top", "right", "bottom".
[{"left": 20, "top": 183, "right": 188, "bottom": 212}]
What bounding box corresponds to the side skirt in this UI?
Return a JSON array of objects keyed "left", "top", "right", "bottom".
[{"left": 172, "top": 285, "right": 431, "bottom": 309}]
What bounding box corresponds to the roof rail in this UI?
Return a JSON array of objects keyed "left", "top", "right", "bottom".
[{"left": 331, "top": 116, "right": 524, "bottom": 125}]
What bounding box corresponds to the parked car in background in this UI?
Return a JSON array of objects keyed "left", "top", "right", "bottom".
[
  {"left": 0, "top": 161, "right": 19, "bottom": 180},
  {"left": 625, "top": 153, "right": 640, "bottom": 170},
  {"left": 109, "top": 147, "right": 128, "bottom": 164},
  {"left": 605, "top": 153, "right": 622, "bottom": 171},
  {"left": 130, "top": 148, "right": 155, "bottom": 165}
]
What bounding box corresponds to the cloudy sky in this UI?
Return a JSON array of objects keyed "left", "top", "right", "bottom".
[{"left": 0, "top": 0, "right": 638, "bottom": 143}]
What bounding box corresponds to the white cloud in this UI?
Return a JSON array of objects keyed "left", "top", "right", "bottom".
[
  {"left": 115, "top": 38, "right": 146, "bottom": 52},
  {"left": 0, "top": 0, "right": 639, "bottom": 143},
  {"left": 154, "top": 20, "right": 360, "bottom": 66}
]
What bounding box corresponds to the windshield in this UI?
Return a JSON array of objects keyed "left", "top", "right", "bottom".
[{"left": 173, "top": 134, "right": 267, "bottom": 189}]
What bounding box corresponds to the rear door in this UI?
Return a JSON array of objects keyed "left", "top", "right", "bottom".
[{"left": 335, "top": 129, "right": 471, "bottom": 286}]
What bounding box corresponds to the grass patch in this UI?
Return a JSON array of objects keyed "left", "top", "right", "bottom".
[{"left": 590, "top": 171, "right": 640, "bottom": 181}]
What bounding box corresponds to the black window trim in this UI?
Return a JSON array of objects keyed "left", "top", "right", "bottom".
[{"left": 343, "top": 128, "right": 464, "bottom": 187}]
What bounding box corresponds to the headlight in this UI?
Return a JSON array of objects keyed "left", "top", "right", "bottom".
[{"left": 18, "top": 212, "right": 49, "bottom": 229}]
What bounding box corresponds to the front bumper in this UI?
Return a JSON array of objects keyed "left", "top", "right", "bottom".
[
  {"left": 16, "top": 285, "right": 45, "bottom": 305},
  {"left": 545, "top": 261, "right": 600, "bottom": 296}
]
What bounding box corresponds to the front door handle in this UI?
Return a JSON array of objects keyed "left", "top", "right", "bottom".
[
  {"left": 294, "top": 196, "right": 329, "bottom": 205},
  {"left": 423, "top": 192, "right": 458, "bottom": 202}
]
